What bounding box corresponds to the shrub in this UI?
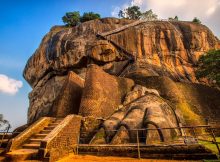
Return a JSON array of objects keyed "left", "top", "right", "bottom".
[
  {"left": 81, "top": 12, "right": 101, "bottom": 23},
  {"left": 192, "top": 17, "right": 201, "bottom": 24},
  {"left": 118, "top": 6, "right": 158, "bottom": 21},
  {"left": 62, "top": 11, "right": 80, "bottom": 27},
  {"left": 196, "top": 50, "right": 220, "bottom": 86},
  {"left": 62, "top": 11, "right": 101, "bottom": 26}
]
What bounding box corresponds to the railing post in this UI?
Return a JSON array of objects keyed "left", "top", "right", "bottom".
[
  {"left": 136, "top": 130, "right": 141, "bottom": 159},
  {"left": 191, "top": 127, "right": 198, "bottom": 143},
  {"left": 209, "top": 128, "right": 220, "bottom": 155}
]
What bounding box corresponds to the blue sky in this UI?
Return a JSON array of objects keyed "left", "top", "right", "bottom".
[{"left": 0, "top": 0, "right": 219, "bottom": 130}]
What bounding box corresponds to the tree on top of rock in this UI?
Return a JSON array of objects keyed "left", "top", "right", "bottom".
[
  {"left": 62, "top": 11, "right": 101, "bottom": 26},
  {"left": 141, "top": 9, "right": 158, "bottom": 21},
  {"left": 62, "top": 11, "right": 81, "bottom": 27},
  {"left": 192, "top": 17, "right": 201, "bottom": 24},
  {"left": 81, "top": 12, "right": 101, "bottom": 23},
  {"left": 118, "top": 5, "right": 158, "bottom": 21},
  {"left": 119, "top": 6, "right": 142, "bottom": 20}
]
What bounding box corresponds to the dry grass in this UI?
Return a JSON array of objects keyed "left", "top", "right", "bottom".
[{"left": 57, "top": 154, "right": 201, "bottom": 162}]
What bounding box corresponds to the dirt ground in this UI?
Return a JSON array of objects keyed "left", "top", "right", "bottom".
[{"left": 57, "top": 154, "right": 201, "bottom": 162}]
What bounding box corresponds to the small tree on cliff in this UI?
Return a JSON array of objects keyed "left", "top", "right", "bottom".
[
  {"left": 192, "top": 17, "right": 201, "bottom": 24},
  {"left": 62, "top": 11, "right": 80, "bottom": 26},
  {"left": 80, "top": 12, "right": 101, "bottom": 23},
  {"left": 63, "top": 11, "right": 101, "bottom": 26},
  {"left": 119, "top": 6, "right": 142, "bottom": 20},
  {"left": 196, "top": 50, "right": 220, "bottom": 87},
  {"left": 141, "top": 9, "right": 158, "bottom": 21},
  {"left": 118, "top": 6, "right": 158, "bottom": 21}
]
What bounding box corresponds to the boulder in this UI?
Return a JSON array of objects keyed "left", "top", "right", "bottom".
[
  {"left": 28, "top": 71, "right": 84, "bottom": 123},
  {"left": 28, "top": 75, "right": 66, "bottom": 123}
]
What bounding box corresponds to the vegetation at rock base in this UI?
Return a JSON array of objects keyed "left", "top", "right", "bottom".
[
  {"left": 118, "top": 5, "right": 158, "bottom": 20},
  {"left": 192, "top": 17, "right": 202, "bottom": 24},
  {"left": 62, "top": 11, "right": 101, "bottom": 26},
  {"left": 196, "top": 49, "right": 220, "bottom": 87},
  {"left": 199, "top": 137, "right": 220, "bottom": 154}
]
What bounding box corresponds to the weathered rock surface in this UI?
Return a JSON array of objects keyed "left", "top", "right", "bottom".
[
  {"left": 102, "top": 86, "right": 179, "bottom": 143},
  {"left": 130, "top": 75, "right": 220, "bottom": 126},
  {"left": 28, "top": 75, "right": 66, "bottom": 123},
  {"left": 28, "top": 71, "right": 84, "bottom": 123},
  {"left": 23, "top": 18, "right": 220, "bottom": 87},
  {"left": 23, "top": 18, "right": 220, "bottom": 144},
  {"left": 79, "top": 64, "right": 134, "bottom": 118}
]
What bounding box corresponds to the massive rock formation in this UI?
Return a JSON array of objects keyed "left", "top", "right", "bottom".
[
  {"left": 23, "top": 18, "right": 220, "bottom": 87},
  {"left": 23, "top": 18, "right": 220, "bottom": 143}
]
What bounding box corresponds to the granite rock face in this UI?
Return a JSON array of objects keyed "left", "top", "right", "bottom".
[
  {"left": 23, "top": 18, "right": 220, "bottom": 144},
  {"left": 28, "top": 71, "right": 84, "bottom": 123},
  {"left": 23, "top": 18, "right": 220, "bottom": 88}
]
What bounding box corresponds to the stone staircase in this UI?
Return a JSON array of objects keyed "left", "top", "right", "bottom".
[
  {"left": 6, "top": 118, "right": 63, "bottom": 161},
  {"left": 22, "top": 118, "right": 62, "bottom": 150}
]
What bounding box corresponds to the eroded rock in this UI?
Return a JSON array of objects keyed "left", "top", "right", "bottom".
[{"left": 23, "top": 18, "right": 220, "bottom": 87}]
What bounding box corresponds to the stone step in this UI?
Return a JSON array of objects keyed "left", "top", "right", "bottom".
[
  {"left": 52, "top": 121, "right": 62, "bottom": 125},
  {"left": 28, "top": 140, "right": 41, "bottom": 145},
  {"left": 29, "top": 139, "right": 42, "bottom": 143},
  {"left": 44, "top": 126, "right": 55, "bottom": 130},
  {"left": 0, "top": 156, "right": 6, "bottom": 162},
  {"left": 53, "top": 119, "right": 63, "bottom": 123},
  {"left": 34, "top": 134, "right": 47, "bottom": 139},
  {"left": 40, "top": 130, "right": 51, "bottom": 134},
  {"left": 22, "top": 144, "right": 40, "bottom": 149},
  {"left": 6, "top": 149, "right": 38, "bottom": 161},
  {"left": 48, "top": 123, "right": 59, "bottom": 127}
]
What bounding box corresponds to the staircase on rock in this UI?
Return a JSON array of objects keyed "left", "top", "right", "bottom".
[
  {"left": 6, "top": 118, "right": 63, "bottom": 161},
  {"left": 22, "top": 118, "right": 62, "bottom": 150}
]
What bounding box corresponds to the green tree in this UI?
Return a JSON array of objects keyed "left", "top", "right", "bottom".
[
  {"left": 141, "top": 9, "right": 158, "bottom": 21},
  {"left": 118, "top": 10, "right": 125, "bottom": 18},
  {"left": 81, "top": 12, "right": 101, "bottom": 23},
  {"left": 62, "top": 11, "right": 80, "bottom": 26},
  {"left": 192, "top": 17, "right": 201, "bottom": 24},
  {"left": 196, "top": 50, "right": 220, "bottom": 87},
  {"left": 119, "top": 6, "right": 142, "bottom": 20},
  {"left": 0, "top": 114, "right": 10, "bottom": 131}
]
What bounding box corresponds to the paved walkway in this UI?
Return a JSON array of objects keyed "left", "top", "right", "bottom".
[{"left": 58, "top": 154, "right": 202, "bottom": 162}]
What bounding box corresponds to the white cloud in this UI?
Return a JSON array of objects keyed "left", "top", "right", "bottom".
[
  {"left": 111, "top": 0, "right": 220, "bottom": 38},
  {"left": 0, "top": 74, "right": 23, "bottom": 95}
]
